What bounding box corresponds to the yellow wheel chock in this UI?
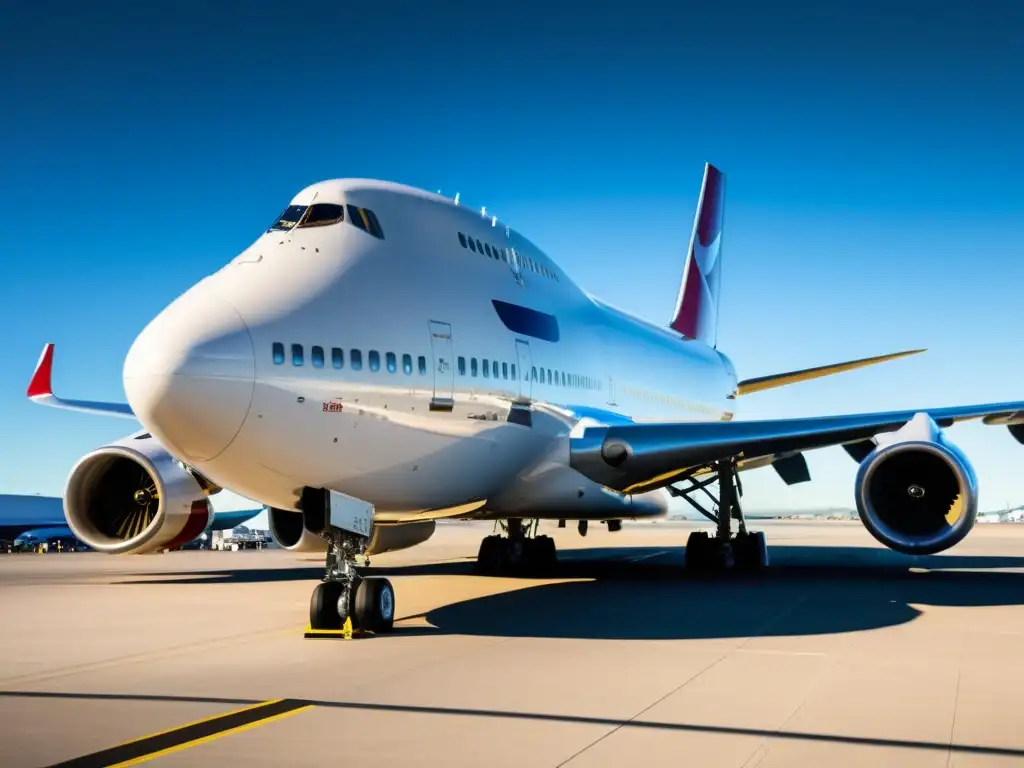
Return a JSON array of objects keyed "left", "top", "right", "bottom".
[{"left": 303, "top": 617, "right": 374, "bottom": 640}]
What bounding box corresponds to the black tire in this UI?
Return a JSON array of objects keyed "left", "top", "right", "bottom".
[
  {"left": 685, "top": 531, "right": 711, "bottom": 572},
  {"left": 309, "top": 581, "right": 345, "bottom": 630},
  {"left": 733, "top": 531, "right": 769, "bottom": 571},
  {"left": 534, "top": 535, "right": 557, "bottom": 571},
  {"left": 353, "top": 576, "right": 396, "bottom": 632},
  {"left": 476, "top": 535, "right": 505, "bottom": 574}
]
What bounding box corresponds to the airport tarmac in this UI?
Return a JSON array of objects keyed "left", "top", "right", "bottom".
[{"left": 4, "top": 519, "right": 1024, "bottom": 767}]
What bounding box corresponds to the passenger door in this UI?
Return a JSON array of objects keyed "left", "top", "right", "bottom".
[
  {"left": 515, "top": 339, "right": 532, "bottom": 401},
  {"left": 428, "top": 321, "right": 455, "bottom": 411}
]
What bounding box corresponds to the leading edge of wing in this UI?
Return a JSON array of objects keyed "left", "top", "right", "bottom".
[
  {"left": 569, "top": 400, "right": 1024, "bottom": 494},
  {"left": 27, "top": 344, "right": 135, "bottom": 418}
]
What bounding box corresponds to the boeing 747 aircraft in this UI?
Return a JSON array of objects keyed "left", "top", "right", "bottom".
[{"left": 27, "top": 164, "right": 1024, "bottom": 633}]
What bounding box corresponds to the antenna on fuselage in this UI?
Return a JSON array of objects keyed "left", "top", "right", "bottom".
[
  {"left": 454, "top": 192, "right": 460, "bottom": 205},
  {"left": 481, "top": 206, "right": 487, "bottom": 217},
  {"left": 491, "top": 215, "right": 498, "bottom": 227}
]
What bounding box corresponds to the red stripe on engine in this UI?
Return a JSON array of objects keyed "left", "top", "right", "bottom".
[{"left": 163, "top": 499, "right": 212, "bottom": 550}]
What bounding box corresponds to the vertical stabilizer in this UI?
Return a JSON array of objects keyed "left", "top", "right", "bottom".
[{"left": 669, "top": 163, "right": 725, "bottom": 347}]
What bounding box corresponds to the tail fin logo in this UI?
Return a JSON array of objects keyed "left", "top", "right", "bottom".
[{"left": 670, "top": 163, "right": 725, "bottom": 347}]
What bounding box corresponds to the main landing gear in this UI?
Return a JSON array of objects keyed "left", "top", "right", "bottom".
[
  {"left": 668, "top": 458, "right": 769, "bottom": 572},
  {"left": 476, "top": 518, "right": 557, "bottom": 575},
  {"left": 308, "top": 525, "right": 395, "bottom": 634}
]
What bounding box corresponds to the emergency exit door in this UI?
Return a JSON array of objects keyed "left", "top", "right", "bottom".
[
  {"left": 428, "top": 320, "right": 454, "bottom": 411},
  {"left": 515, "top": 339, "right": 532, "bottom": 400}
]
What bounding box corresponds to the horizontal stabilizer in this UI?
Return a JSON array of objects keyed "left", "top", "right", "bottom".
[
  {"left": 772, "top": 453, "right": 811, "bottom": 485},
  {"left": 26, "top": 344, "right": 135, "bottom": 418},
  {"left": 737, "top": 349, "right": 925, "bottom": 396}
]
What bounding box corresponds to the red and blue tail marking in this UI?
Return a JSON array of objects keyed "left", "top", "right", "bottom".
[{"left": 669, "top": 163, "right": 725, "bottom": 348}]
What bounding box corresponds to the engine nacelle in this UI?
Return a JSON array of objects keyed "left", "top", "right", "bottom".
[
  {"left": 268, "top": 507, "right": 328, "bottom": 553},
  {"left": 855, "top": 413, "right": 978, "bottom": 555},
  {"left": 268, "top": 507, "right": 435, "bottom": 556},
  {"left": 64, "top": 432, "right": 214, "bottom": 554},
  {"left": 366, "top": 520, "right": 436, "bottom": 555}
]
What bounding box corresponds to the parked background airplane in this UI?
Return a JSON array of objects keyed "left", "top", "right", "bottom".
[
  {"left": 0, "top": 493, "right": 262, "bottom": 549},
  {"left": 26, "top": 163, "right": 1024, "bottom": 633}
]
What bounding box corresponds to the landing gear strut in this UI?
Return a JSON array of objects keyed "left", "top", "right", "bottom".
[
  {"left": 303, "top": 487, "right": 395, "bottom": 635},
  {"left": 668, "top": 459, "right": 768, "bottom": 572},
  {"left": 309, "top": 526, "right": 395, "bottom": 633},
  {"left": 476, "top": 518, "right": 557, "bottom": 575}
]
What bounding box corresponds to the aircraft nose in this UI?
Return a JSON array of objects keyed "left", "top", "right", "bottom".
[{"left": 123, "top": 283, "right": 255, "bottom": 463}]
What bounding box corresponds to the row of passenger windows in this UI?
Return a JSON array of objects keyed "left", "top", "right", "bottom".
[
  {"left": 457, "top": 232, "right": 558, "bottom": 281},
  {"left": 270, "top": 343, "right": 600, "bottom": 392},
  {"left": 528, "top": 366, "right": 602, "bottom": 391},
  {"left": 272, "top": 342, "right": 427, "bottom": 374},
  {"left": 268, "top": 203, "right": 384, "bottom": 239}
]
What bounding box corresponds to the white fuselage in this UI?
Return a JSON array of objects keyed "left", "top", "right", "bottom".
[{"left": 122, "top": 180, "right": 738, "bottom": 523}]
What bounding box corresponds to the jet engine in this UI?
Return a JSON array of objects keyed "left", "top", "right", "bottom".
[
  {"left": 855, "top": 413, "right": 978, "bottom": 555},
  {"left": 268, "top": 507, "right": 328, "bottom": 553},
  {"left": 268, "top": 506, "right": 435, "bottom": 556},
  {"left": 64, "top": 432, "right": 214, "bottom": 554},
  {"left": 366, "top": 520, "right": 436, "bottom": 555}
]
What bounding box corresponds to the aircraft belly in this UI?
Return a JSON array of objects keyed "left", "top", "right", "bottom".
[{"left": 240, "top": 380, "right": 549, "bottom": 514}]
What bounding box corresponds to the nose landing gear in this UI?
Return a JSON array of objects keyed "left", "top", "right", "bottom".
[
  {"left": 307, "top": 527, "right": 395, "bottom": 636},
  {"left": 302, "top": 488, "right": 395, "bottom": 639}
]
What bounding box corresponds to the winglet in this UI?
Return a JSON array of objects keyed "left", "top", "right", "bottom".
[
  {"left": 25, "top": 342, "right": 136, "bottom": 418},
  {"left": 27, "top": 343, "right": 55, "bottom": 398}
]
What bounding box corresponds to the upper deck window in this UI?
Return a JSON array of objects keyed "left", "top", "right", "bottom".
[
  {"left": 298, "top": 203, "right": 344, "bottom": 228},
  {"left": 269, "top": 205, "right": 308, "bottom": 232}
]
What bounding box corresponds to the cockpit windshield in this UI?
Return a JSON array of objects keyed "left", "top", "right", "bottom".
[
  {"left": 268, "top": 202, "right": 347, "bottom": 232},
  {"left": 268, "top": 205, "right": 308, "bottom": 232}
]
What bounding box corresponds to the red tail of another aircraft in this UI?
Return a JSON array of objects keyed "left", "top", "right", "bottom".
[{"left": 670, "top": 162, "right": 725, "bottom": 348}]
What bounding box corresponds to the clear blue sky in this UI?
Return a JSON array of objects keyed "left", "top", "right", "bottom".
[{"left": 2, "top": 1, "right": 1023, "bottom": 520}]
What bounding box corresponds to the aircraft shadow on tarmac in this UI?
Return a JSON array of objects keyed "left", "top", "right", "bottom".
[
  {"left": 371, "top": 546, "right": 1024, "bottom": 642},
  {"left": 122, "top": 544, "right": 1024, "bottom": 642}
]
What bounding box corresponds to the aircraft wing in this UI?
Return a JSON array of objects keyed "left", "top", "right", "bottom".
[
  {"left": 569, "top": 401, "right": 1024, "bottom": 494},
  {"left": 26, "top": 344, "right": 135, "bottom": 418}
]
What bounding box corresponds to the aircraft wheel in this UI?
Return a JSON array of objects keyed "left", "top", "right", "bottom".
[
  {"left": 354, "top": 576, "right": 395, "bottom": 633},
  {"left": 310, "top": 581, "right": 345, "bottom": 630},
  {"left": 476, "top": 535, "right": 505, "bottom": 574},
  {"left": 733, "top": 531, "right": 769, "bottom": 571},
  {"left": 685, "top": 531, "right": 712, "bottom": 572},
  {"left": 534, "top": 535, "right": 557, "bottom": 571}
]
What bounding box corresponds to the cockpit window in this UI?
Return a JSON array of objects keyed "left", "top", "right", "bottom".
[
  {"left": 346, "top": 205, "right": 385, "bottom": 239},
  {"left": 298, "top": 203, "right": 344, "bottom": 228},
  {"left": 269, "top": 205, "right": 308, "bottom": 232}
]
